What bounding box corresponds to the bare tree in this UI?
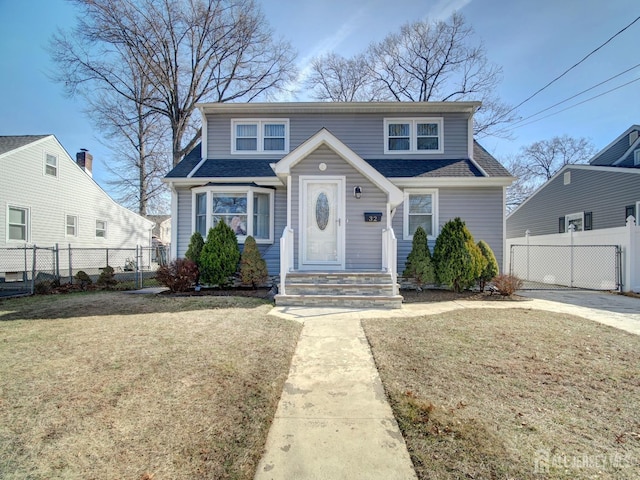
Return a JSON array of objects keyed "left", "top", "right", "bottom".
[
  {"left": 50, "top": 0, "right": 297, "bottom": 167},
  {"left": 307, "top": 53, "right": 384, "bottom": 102},
  {"left": 306, "top": 13, "right": 515, "bottom": 136},
  {"left": 504, "top": 135, "right": 597, "bottom": 211}
]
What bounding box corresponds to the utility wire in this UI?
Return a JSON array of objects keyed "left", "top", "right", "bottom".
[
  {"left": 501, "top": 76, "right": 640, "bottom": 131},
  {"left": 495, "top": 63, "right": 640, "bottom": 135},
  {"left": 501, "top": 15, "right": 640, "bottom": 119}
]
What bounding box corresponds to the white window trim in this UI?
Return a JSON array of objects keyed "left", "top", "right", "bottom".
[
  {"left": 7, "top": 205, "right": 30, "bottom": 243},
  {"left": 191, "top": 185, "right": 275, "bottom": 244},
  {"left": 231, "top": 118, "right": 289, "bottom": 154},
  {"left": 384, "top": 118, "right": 444, "bottom": 154},
  {"left": 403, "top": 189, "right": 439, "bottom": 240},
  {"left": 96, "top": 219, "right": 108, "bottom": 239},
  {"left": 565, "top": 212, "right": 584, "bottom": 232},
  {"left": 44, "top": 152, "right": 58, "bottom": 178},
  {"left": 65, "top": 214, "right": 78, "bottom": 237},
  {"left": 634, "top": 149, "right": 640, "bottom": 166}
]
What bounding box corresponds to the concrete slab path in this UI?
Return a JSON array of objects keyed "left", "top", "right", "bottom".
[{"left": 253, "top": 314, "right": 418, "bottom": 480}]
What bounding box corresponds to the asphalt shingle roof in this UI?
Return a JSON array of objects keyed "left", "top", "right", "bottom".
[
  {"left": 164, "top": 144, "right": 202, "bottom": 178},
  {"left": 0, "top": 135, "right": 49, "bottom": 156},
  {"left": 166, "top": 141, "right": 512, "bottom": 179}
]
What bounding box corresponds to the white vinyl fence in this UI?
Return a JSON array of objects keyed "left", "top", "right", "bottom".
[{"left": 506, "top": 216, "right": 639, "bottom": 293}]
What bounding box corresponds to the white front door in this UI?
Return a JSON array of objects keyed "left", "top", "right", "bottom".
[{"left": 300, "top": 176, "right": 345, "bottom": 270}]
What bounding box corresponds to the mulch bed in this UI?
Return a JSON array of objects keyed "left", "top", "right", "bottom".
[{"left": 162, "top": 287, "right": 527, "bottom": 303}]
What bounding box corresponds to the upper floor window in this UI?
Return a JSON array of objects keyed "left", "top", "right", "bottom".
[
  {"left": 634, "top": 149, "right": 640, "bottom": 166},
  {"left": 384, "top": 118, "right": 443, "bottom": 154},
  {"left": 403, "top": 189, "right": 438, "bottom": 240},
  {"left": 232, "top": 119, "right": 289, "bottom": 154},
  {"left": 45, "top": 153, "right": 58, "bottom": 177},
  {"left": 96, "top": 220, "right": 107, "bottom": 238},
  {"left": 8, "top": 206, "right": 29, "bottom": 241},
  {"left": 66, "top": 215, "right": 78, "bottom": 237},
  {"left": 193, "top": 186, "right": 274, "bottom": 243}
]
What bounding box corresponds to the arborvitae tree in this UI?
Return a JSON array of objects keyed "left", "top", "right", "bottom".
[
  {"left": 240, "top": 236, "right": 269, "bottom": 289},
  {"left": 185, "top": 231, "right": 204, "bottom": 266},
  {"left": 477, "top": 240, "right": 499, "bottom": 292},
  {"left": 433, "top": 217, "right": 482, "bottom": 293},
  {"left": 199, "top": 222, "right": 240, "bottom": 287},
  {"left": 403, "top": 226, "right": 434, "bottom": 289}
]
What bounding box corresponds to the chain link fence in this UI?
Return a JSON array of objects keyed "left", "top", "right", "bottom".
[
  {"left": 0, "top": 244, "right": 169, "bottom": 297},
  {"left": 509, "top": 244, "right": 622, "bottom": 291}
]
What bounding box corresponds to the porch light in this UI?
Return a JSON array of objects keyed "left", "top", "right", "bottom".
[{"left": 354, "top": 186, "right": 362, "bottom": 199}]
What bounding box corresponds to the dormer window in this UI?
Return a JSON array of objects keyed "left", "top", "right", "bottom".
[
  {"left": 384, "top": 118, "right": 443, "bottom": 154},
  {"left": 634, "top": 149, "right": 640, "bottom": 166},
  {"left": 232, "top": 119, "right": 289, "bottom": 154}
]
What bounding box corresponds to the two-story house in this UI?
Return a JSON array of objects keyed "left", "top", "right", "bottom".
[{"left": 164, "top": 102, "right": 513, "bottom": 307}]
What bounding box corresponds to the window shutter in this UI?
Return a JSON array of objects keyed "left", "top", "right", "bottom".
[
  {"left": 625, "top": 205, "right": 636, "bottom": 221},
  {"left": 558, "top": 216, "right": 565, "bottom": 233},
  {"left": 584, "top": 211, "right": 592, "bottom": 231}
]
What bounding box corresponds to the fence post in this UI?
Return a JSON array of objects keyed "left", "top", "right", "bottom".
[
  {"left": 106, "top": 248, "right": 109, "bottom": 268},
  {"left": 569, "top": 224, "right": 575, "bottom": 288},
  {"left": 135, "top": 245, "right": 140, "bottom": 289},
  {"left": 68, "top": 244, "right": 73, "bottom": 284},
  {"left": 627, "top": 215, "right": 637, "bottom": 292},
  {"left": 55, "top": 243, "right": 60, "bottom": 281},
  {"left": 525, "top": 230, "right": 530, "bottom": 282},
  {"left": 23, "top": 244, "right": 28, "bottom": 285},
  {"left": 31, "top": 245, "right": 36, "bottom": 294}
]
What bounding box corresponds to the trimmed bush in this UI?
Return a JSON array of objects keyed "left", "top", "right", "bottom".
[
  {"left": 240, "top": 236, "right": 269, "bottom": 288},
  {"left": 97, "top": 266, "right": 118, "bottom": 289},
  {"left": 432, "top": 217, "right": 484, "bottom": 293},
  {"left": 74, "top": 270, "right": 93, "bottom": 290},
  {"left": 477, "top": 240, "right": 499, "bottom": 292},
  {"left": 156, "top": 259, "right": 199, "bottom": 293},
  {"left": 199, "top": 222, "right": 240, "bottom": 287},
  {"left": 492, "top": 274, "right": 523, "bottom": 296},
  {"left": 403, "top": 226, "right": 434, "bottom": 289},
  {"left": 185, "top": 231, "right": 204, "bottom": 266}
]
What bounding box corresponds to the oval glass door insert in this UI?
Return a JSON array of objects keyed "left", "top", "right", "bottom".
[{"left": 315, "top": 192, "right": 330, "bottom": 230}]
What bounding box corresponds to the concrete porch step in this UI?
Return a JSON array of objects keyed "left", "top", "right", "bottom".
[
  {"left": 285, "top": 272, "right": 394, "bottom": 285},
  {"left": 285, "top": 282, "right": 397, "bottom": 296},
  {"left": 274, "top": 294, "right": 404, "bottom": 309}
]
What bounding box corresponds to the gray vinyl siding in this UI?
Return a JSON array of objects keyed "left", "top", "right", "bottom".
[
  {"left": 174, "top": 185, "right": 286, "bottom": 276},
  {"left": 506, "top": 167, "right": 640, "bottom": 238},
  {"left": 394, "top": 186, "right": 505, "bottom": 272},
  {"left": 1, "top": 136, "right": 152, "bottom": 249},
  {"left": 590, "top": 134, "right": 635, "bottom": 166},
  {"left": 175, "top": 187, "right": 193, "bottom": 258},
  {"left": 207, "top": 112, "right": 470, "bottom": 160},
  {"left": 290, "top": 145, "right": 387, "bottom": 270}
]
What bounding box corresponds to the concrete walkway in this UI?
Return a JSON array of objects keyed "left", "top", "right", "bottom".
[{"left": 255, "top": 294, "right": 640, "bottom": 480}]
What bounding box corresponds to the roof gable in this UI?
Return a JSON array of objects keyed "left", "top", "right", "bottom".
[
  {"left": 0, "top": 135, "right": 51, "bottom": 158},
  {"left": 589, "top": 125, "right": 640, "bottom": 166},
  {"left": 274, "top": 128, "right": 404, "bottom": 208}
]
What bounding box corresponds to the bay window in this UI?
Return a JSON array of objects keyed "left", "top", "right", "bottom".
[
  {"left": 403, "top": 190, "right": 438, "bottom": 240},
  {"left": 193, "top": 186, "right": 274, "bottom": 243}
]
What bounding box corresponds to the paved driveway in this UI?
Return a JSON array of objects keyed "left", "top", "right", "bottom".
[{"left": 518, "top": 289, "right": 639, "bottom": 315}]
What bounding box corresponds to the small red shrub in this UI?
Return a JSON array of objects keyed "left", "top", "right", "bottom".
[
  {"left": 491, "top": 274, "right": 523, "bottom": 296},
  {"left": 156, "top": 259, "right": 199, "bottom": 293}
]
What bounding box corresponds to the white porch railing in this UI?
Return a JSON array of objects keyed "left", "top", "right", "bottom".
[
  {"left": 279, "top": 226, "right": 294, "bottom": 295},
  {"left": 382, "top": 227, "right": 398, "bottom": 295}
]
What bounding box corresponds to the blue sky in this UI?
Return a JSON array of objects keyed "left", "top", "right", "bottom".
[{"left": 1, "top": 0, "right": 639, "bottom": 198}]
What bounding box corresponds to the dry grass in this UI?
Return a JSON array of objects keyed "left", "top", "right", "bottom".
[
  {"left": 0, "top": 292, "right": 302, "bottom": 479},
  {"left": 363, "top": 309, "right": 640, "bottom": 479}
]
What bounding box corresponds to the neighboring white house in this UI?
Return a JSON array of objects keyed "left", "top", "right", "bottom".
[{"left": 0, "top": 135, "right": 154, "bottom": 250}]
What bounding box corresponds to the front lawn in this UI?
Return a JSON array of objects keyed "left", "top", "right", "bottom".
[
  {"left": 363, "top": 309, "right": 640, "bottom": 479},
  {"left": 0, "top": 292, "right": 302, "bottom": 479}
]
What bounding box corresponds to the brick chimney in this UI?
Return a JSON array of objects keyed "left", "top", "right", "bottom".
[{"left": 76, "top": 149, "right": 93, "bottom": 177}]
